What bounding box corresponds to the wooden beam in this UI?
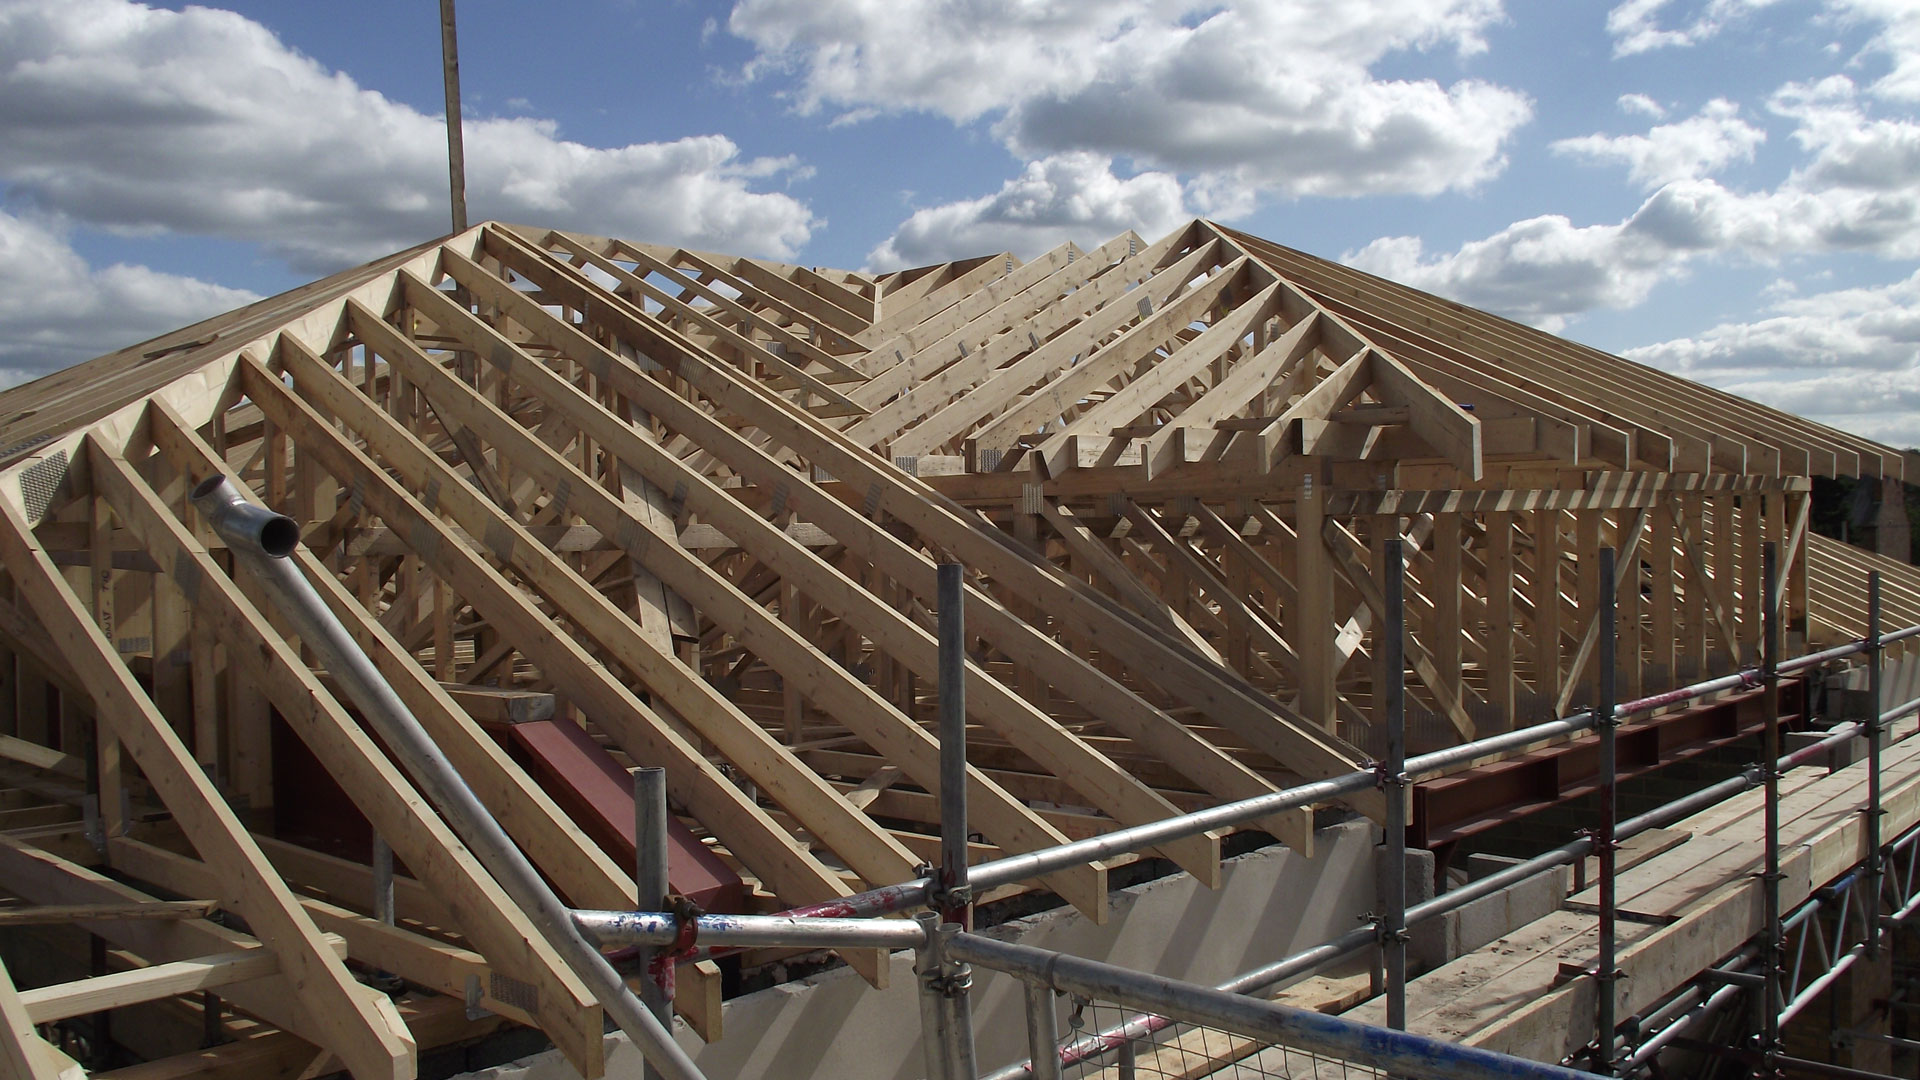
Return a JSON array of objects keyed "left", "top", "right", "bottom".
[
  {"left": 0, "top": 899, "right": 216, "bottom": 926},
  {"left": 1484, "top": 511, "right": 1517, "bottom": 729},
  {"left": 1294, "top": 461, "right": 1337, "bottom": 733},
  {"left": 1143, "top": 313, "right": 1321, "bottom": 473},
  {"left": 970, "top": 259, "right": 1253, "bottom": 463},
  {"left": 1670, "top": 500, "right": 1746, "bottom": 672},
  {"left": 1036, "top": 498, "right": 1222, "bottom": 663},
  {"left": 106, "top": 834, "right": 551, "bottom": 1036},
  {"left": 19, "top": 947, "right": 280, "bottom": 1024},
  {"left": 0, "top": 834, "right": 361, "bottom": 1066},
  {"left": 1365, "top": 350, "right": 1483, "bottom": 481},
  {"left": 1032, "top": 280, "right": 1282, "bottom": 477},
  {"left": 1, "top": 953, "right": 73, "bottom": 1080}
]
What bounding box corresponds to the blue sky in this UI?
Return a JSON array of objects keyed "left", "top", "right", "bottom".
[{"left": 1, "top": 0, "right": 1917, "bottom": 445}]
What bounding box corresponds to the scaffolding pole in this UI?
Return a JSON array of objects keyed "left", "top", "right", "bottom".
[
  {"left": 1382, "top": 534, "right": 1409, "bottom": 1030},
  {"left": 1595, "top": 547, "right": 1620, "bottom": 1074}
]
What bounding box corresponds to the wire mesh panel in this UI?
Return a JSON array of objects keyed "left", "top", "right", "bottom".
[
  {"left": 1047, "top": 995, "right": 1407, "bottom": 1080},
  {"left": 949, "top": 933, "right": 1602, "bottom": 1080}
]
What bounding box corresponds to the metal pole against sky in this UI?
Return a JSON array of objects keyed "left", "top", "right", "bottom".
[{"left": 439, "top": 0, "right": 469, "bottom": 234}]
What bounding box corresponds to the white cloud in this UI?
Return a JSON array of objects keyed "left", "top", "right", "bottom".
[
  {"left": 1619, "top": 93, "right": 1669, "bottom": 119},
  {"left": 1344, "top": 217, "right": 1676, "bottom": 332},
  {"left": 0, "top": 210, "right": 259, "bottom": 382},
  {"left": 1628, "top": 268, "right": 1920, "bottom": 373},
  {"left": 1843, "top": 0, "right": 1920, "bottom": 102},
  {"left": 867, "top": 153, "right": 1189, "bottom": 270},
  {"left": 1552, "top": 99, "right": 1765, "bottom": 188},
  {"left": 729, "top": 0, "right": 1532, "bottom": 199},
  {"left": 1346, "top": 77, "right": 1920, "bottom": 329},
  {"left": 1607, "top": 0, "right": 1920, "bottom": 106},
  {"left": 1606, "top": 0, "right": 1785, "bottom": 57},
  {"left": 0, "top": 0, "right": 817, "bottom": 271},
  {"left": 1622, "top": 270, "right": 1920, "bottom": 443}
]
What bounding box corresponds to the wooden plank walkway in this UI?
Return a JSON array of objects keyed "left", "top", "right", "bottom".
[{"left": 1210, "top": 721, "right": 1920, "bottom": 1074}]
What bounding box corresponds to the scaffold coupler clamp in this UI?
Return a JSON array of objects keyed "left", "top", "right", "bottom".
[
  {"left": 647, "top": 893, "right": 704, "bottom": 998},
  {"left": 1576, "top": 825, "right": 1621, "bottom": 853},
  {"left": 918, "top": 860, "right": 972, "bottom": 916},
  {"left": 1374, "top": 912, "right": 1409, "bottom": 946},
  {"left": 1364, "top": 758, "right": 1410, "bottom": 791}
]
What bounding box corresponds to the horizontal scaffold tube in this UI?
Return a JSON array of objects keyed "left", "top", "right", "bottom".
[{"left": 572, "top": 911, "right": 927, "bottom": 950}]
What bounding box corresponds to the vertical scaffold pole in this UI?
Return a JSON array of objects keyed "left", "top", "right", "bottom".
[
  {"left": 914, "top": 910, "right": 956, "bottom": 1080},
  {"left": 634, "top": 765, "right": 672, "bottom": 1080},
  {"left": 937, "top": 562, "right": 971, "bottom": 927},
  {"left": 438, "top": 0, "right": 468, "bottom": 234},
  {"left": 1382, "top": 534, "right": 1409, "bottom": 1031},
  {"left": 1024, "top": 979, "right": 1063, "bottom": 1080},
  {"left": 1595, "top": 547, "right": 1619, "bottom": 1075},
  {"left": 1867, "top": 570, "right": 1884, "bottom": 960},
  {"left": 1762, "top": 542, "right": 1783, "bottom": 1066},
  {"left": 935, "top": 562, "right": 978, "bottom": 1076}
]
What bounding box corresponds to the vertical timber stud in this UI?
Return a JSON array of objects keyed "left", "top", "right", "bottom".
[
  {"left": 1594, "top": 548, "right": 1619, "bottom": 1075},
  {"left": 1486, "top": 511, "right": 1516, "bottom": 730},
  {"left": 439, "top": 0, "right": 467, "bottom": 234},
  {"left": 1761, "top": 542, "right": 1783, "bottom": 1067},
  {"left": 1867, "top": 571, "right": 1884, "bottom": 961},
  {"left": 1382, "top": 535, "right": 1409, "bottom": 1031}
]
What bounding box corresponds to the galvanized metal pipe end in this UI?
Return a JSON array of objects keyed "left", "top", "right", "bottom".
[{"left": 190, "top": 474, "right": 300, "bottom": 558}]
